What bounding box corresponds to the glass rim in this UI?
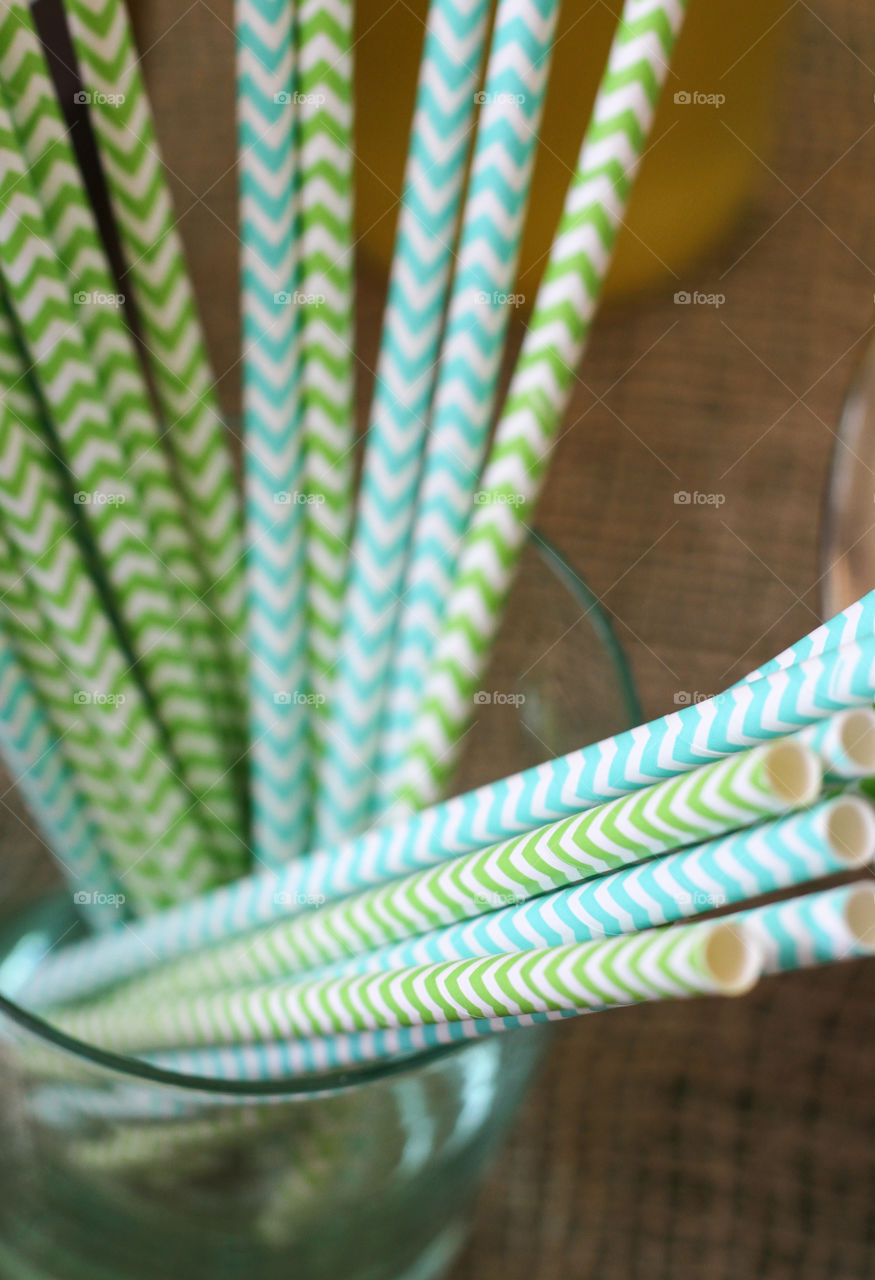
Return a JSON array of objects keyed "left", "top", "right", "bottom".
[{"left": 0, "top": 534, "right": 638, "bottom": 1098}]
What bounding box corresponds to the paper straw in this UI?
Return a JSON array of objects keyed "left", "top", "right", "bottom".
[
  {"left": 799, "top": 708, "right": 875, "bottom": 781},
  {"left": 292, "top": 794, "right": 875, "bottom": 980},
  {"left": 297, "top": 0, "right": 355, "bottom": 728},
  {"left": 314, "top": 0, "right": 491, "bottom": 844},
  {"left": 0, "top": 624, "right": 123, "bottom": 930},
  {"left": 0, "top": 91, "right": 243, "bottom": 881},
  {"left": 89, "top": 739, "right": 820, "bottom": 999},
  {"left": 742, "top": 591, "right": 875, "bottom": 683},
  {"left": 22, "top": 645, "right": 875, "bottom": 1009},
  {"left": 0, "top": 306, "right": 220, "bottom": 910},
  {"left": 148, "top": 882, "right": 875, "bottom": 1081},
  {"left": 237, "top": 0, "right": 310, "bottom": 865},
  {"left": 398, "top": 0, "right": 689, "bottom": 812},
  {"left": 52, "top": 916, "right": 761, "bottom": 1052},
  {"left": 737, "top": 884, "right": 875, "bottom": 974},
  {"left": 0, "top": 0, "right": 246, "bottom": 853},
  {"left": 61, "top": 0, "right": 248, "bottom": 720},
  {"left": 376, "top": 0, "right": 561, "bottom": 806}
]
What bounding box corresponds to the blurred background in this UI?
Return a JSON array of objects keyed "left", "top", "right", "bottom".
[{"left": 34, "top": 0, "right": 875, "bottom": 1274}]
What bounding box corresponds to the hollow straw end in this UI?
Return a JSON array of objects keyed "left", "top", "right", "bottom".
[
  {"left": 843, "top": 886, "right": 875, "bottom": 955},
  {"left": 822, "top": 795, "right": 875, "bottom": 869},
  {"left": 762, "top": 740, "right": 822, "bottom": 809},
  {"left": 702, "top": 923, "right": 762, "bottom": 997}
]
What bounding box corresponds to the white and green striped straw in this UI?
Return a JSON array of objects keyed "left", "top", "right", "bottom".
[
  {"left": 22, "top": 644, "right": 875, "bottom": 1010},
  {"left": 282, "top": 794, "right": 875, "bottom": 981},
  {"left": 237, "top": 0, "right": 311, "bottom": 865},
  {"left": 0, "top": 88, "right": 243, "bottom": 881},
  {"left": 398, "top": 0, "right": 689, "bottom": 812},
  {"left": 87, "top": 738, "right": 820, "bottom": 1000},
  {"left": 52, "top": 915, "right": 761, "bottom": 1053},
  {"left": 0, "top": 623, "right": 123, "bottom": 930},
  {"left": 61, "top": 0, "right": 248, "bottom": 725},
  {"left": 376, "top": 0, "right": 561, "bottom": 807},
  {"left": 313, "top": 0, "right": 491, "bottom": 844},
  {"left": 146, "top": 883, "right": 875, "bottom": 1081},
  {"left": 0, "top": 0, "right": 246, "bottom": 852},
  {"left": 297, "top": 0, "right": 355, "bottom": 731}
]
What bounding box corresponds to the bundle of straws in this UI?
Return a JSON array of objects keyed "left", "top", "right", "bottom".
[{"left": 1, "top": 0, "right": 875, "bottom": 1081}]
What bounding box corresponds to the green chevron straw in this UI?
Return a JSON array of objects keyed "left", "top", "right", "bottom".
[
  {"left": 736, "top": 883, "right": 875, "bottom": 974},
  {"left": 0, "top": 0, "right": 246, "bottom": 852},
  {"left": 237, "top": 0, "right": 311, "bottom": 866},
  {"left": 89, "top": 739, "right": 820, "bottom": 1001},
  {"left": 0, "top": 93, "right": 245, "bottom": 882},
  {"left": 22, "top": 645, "right": 875, "bottom": 1011},
  {"left": 282, "top": 794, "right": 875, "bottom": 982},
  {"left": 0, "top": 617, "right": 124, "bottom": 930},
  {"left": 51, "top": 915, "right": 761, "bottom": 1053},
  {"left": 61, "top": 0, "right": 247, "bottom": 739},
  {"left": 376, "top": 0, "right": 561, "bottom": 808},
  {"left": 297, "top": 0, "right": 355, "bottom": 734},
  {"left": 0, "top": 302, "right": 228, "bottom": 909},
  {"left": 313, "top": 0, "right": 491, "bottom": 844},
  {"left": 398, "top": 0, "right": 690, "bottom": 812}
]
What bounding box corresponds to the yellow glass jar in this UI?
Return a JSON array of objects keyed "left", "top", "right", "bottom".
[{"left": 354, "top": 0, "right": 791, "bottom": 299}]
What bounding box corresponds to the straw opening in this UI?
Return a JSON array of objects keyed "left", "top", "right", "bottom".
[
  {"left": 703, "top": 925, "right": 760, "bottom": 996},
  {"left": 763, "top": 741, "right": 821, "bottom": 806},
  {"left": 837, "top": 709, "right": 875, "bottom": 773},
  {"left": 843, "top": 888, "right": 875, "bottom": 954},
  {"left": 825, "top": 797, "right": 875, "bottom": 867}
]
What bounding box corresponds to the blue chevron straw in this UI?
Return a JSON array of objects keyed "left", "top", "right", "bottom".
[
  {"left": 376, "top": 0, "right": 561, "bottom": 809},
  {"left": 736, "top": 883, "right": 875, "bottom": 973},
  {"left": 293, "top": 795, "right": 875, "bottom": 980},
  {"left": 740, "top": 591, "right": 875, "bottom": 684},
  {"left": 0, "top": 636, "right": 123, "bottom": 930},
  {"left": 21, "top": 639, "right": 875, "bottom": 1009},
  {"left": 237, "top": 0, "right": 311, "bottom": 866},
  {"left": 313, "top": 0, "right": 492, "bottom": 845},
  {"left": 799, "top": 708, "right": 875, "bottom": 780},
  {"left": 142, "top": 883, "right": 875, "bottom": 1081}
]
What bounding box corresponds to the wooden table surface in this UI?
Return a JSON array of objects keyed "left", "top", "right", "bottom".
[{"left": 14, "top": 0, "right": 875, "bottom": 1275}]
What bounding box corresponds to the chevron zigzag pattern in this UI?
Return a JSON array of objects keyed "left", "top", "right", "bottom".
[
  {"left": 396, "top": 0, "right": 690, "bottom": 812},
  {"left": 236, "top": 0, "right": 311, "bottom": 866},
  {"left": 312, "top": 0, "right": 492, "bottom": 845},
  {"left": 376, "top": 0, "right": 562, "bottom": 805}
]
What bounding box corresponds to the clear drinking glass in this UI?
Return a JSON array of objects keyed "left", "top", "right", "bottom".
[
  {"left": 821, "top": 337, "right": 875, "bottom": 615},
  {"left": 0, "top": 537, "right": 639, "bottom": 1280}
]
